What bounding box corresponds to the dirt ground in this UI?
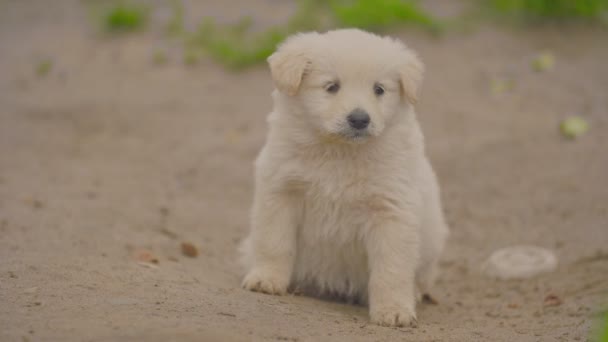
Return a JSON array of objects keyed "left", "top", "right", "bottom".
[{"left": 1, "top": 1, "right": 607, "bottom": 341}]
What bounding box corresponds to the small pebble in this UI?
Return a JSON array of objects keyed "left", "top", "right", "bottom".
[
  {"left": 544, "top": 294, "right": 563, "bottom": 307},
  {"left": 482, "top": 245, "right": 557, "bottom": 279},
  {"left": 181, "top": 242, "right": 199, "bottom": 258}
]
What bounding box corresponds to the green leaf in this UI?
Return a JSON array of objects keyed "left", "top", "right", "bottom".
[{"left": 560, "top": 116, "right": 589, "bottom": 139}]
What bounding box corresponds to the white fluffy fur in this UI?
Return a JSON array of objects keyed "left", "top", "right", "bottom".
[{"left": 240, "top": 29, "right": 449, "bottom": 327}]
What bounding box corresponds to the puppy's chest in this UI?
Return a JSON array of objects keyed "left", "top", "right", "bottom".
[
  {"left": 300, "top": 159, "right": 372, "bottom": 203},
  {"left": 292, "top": 160, "right": 373, "bottom": 292},
  {"left": 294, "top": 159, "right": 378, "bottom": 236}
]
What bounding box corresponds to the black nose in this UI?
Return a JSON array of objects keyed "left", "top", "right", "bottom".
[{"left": 347, "top": 109, "right": 370, "bottom": 130}]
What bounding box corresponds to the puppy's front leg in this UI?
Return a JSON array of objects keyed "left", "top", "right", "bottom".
[
  {"left": 242, "top": 186, "right": 299, "bottom": 295},
  {"left": 367, "top": 216, "right": 419, "bottom": 327}
]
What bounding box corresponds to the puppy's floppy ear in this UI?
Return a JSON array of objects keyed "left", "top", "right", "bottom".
[
  {"left": 267, "top": 33, "right": 314, "bottom": 96},
  {"left": 398, "top": 49, "right": 424, "bottom": 104}
]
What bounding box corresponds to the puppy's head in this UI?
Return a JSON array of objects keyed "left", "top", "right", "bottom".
[{"left": 268, "top": 29, "right": 423, "bottom": 142}]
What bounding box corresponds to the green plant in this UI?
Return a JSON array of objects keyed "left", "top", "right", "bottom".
[
  {"left": 35, "top": 59, "right": 53, "bottom": 77},
  {"left": 183, "top": 48, "right": 202, "bottom": 65},
  {"left": 183, "top": 0, "right": 325, "bottom": 69},
  {"left": 597, "top": 312, "right": 608, "bottom": 342},
  {"left": 186, "top": 18, "right": 286, "bottom": 69},
  {"left": 104, "top": 2, "right": 148, "bottom": 32},
  {"left": 152, "top": 50, "right": 168, "bottom": 65},
  {"left": 331, "top": 0, "right": 441, "bottom": 31},
  {"left": 166, "top": 0, "right": 184, "bottom": 35},
  {"left": 179, "top": 0, "right": 438, "bottom": 69},
  {"left": 489, "top": 0, "right": 608, "bottom": 22}
]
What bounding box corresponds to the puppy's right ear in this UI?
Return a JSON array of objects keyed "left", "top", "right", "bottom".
[
  {"left": 267, "top": 34, "right": 313, "bottom": 96},
  {"left": 398, "top": 50, "right": 424, "bottom": 105}
]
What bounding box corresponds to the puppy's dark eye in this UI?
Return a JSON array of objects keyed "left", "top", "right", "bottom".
[
  {"left": 374, "top": 83, "right": 385, "bottom": 96},
  {"left": 325, "top": 82, "right": 340, "bottom": 94}
]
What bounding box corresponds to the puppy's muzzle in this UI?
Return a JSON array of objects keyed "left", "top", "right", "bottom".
[{"left": 347, "top": 108, "right": 370, "bottom": 130}]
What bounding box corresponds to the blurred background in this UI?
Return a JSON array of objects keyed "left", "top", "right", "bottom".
[{"left": 1, "top": 0, "right": 607, "bottom": 341}]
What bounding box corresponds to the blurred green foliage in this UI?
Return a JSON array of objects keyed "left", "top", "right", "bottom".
[
  {"left": 95, "top": 0, "right": 607, "bottom": 69},
  {"left": 104, "top": 2, "right": 148, "bottom": 32},
  {"left": 35, "top": 59, "right": 53, "bottom": 77},
  {"left": 598, "top": 312, "right": 608, "bottom": 342},
  {"left": 152, "top": 50, "right": 168, "bottom": 65},
  {"left": 331, "top": 0, "right": 440, "bottom": 31},
  {"left": 166, "top": 0, "right": 184, "bottom": 35},
  {"left": 181, "top": 0, "right": 323, "bottom": 69},
  {"left": 489, "top": 0, "right": 608, "bottom": 22},
  {"left": 192, "top": 26, "right": 285, "bottom": 69},
  {"left": 186, "top": 18, "right": 285, "bottom": 69},
  {"left": 178, "top": 0, "right": 437, "bottom": 69}
]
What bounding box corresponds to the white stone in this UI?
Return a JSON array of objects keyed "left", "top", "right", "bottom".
[{"left": 482, "top": 245, "right": 558, "bottom": 280}]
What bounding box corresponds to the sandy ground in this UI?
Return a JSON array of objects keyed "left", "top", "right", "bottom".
[{"left": 1, "top": 1, "right": 607, "bottom": 341}]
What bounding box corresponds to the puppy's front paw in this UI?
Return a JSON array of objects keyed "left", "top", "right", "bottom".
[
  {"left": 242, "top": 269, "right": 288, "bottom": 295},
  {"left": 370, "top": 306, "right": 417, "bottom": 328}
]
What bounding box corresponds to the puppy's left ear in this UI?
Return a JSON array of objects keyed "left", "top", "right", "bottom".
[
  {"left": 398, "top": 50, "right": 424, "bottom": 104},
  {"left": 267, "top": 35, "right": 312, "bottom": 96},
  {"left": 267, "top": 52, "right": 308, "bottom": 96}
]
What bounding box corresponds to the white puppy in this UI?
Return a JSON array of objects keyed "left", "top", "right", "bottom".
[{"left": 240, "top": 29, "right": 449, "bottom": 327}]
